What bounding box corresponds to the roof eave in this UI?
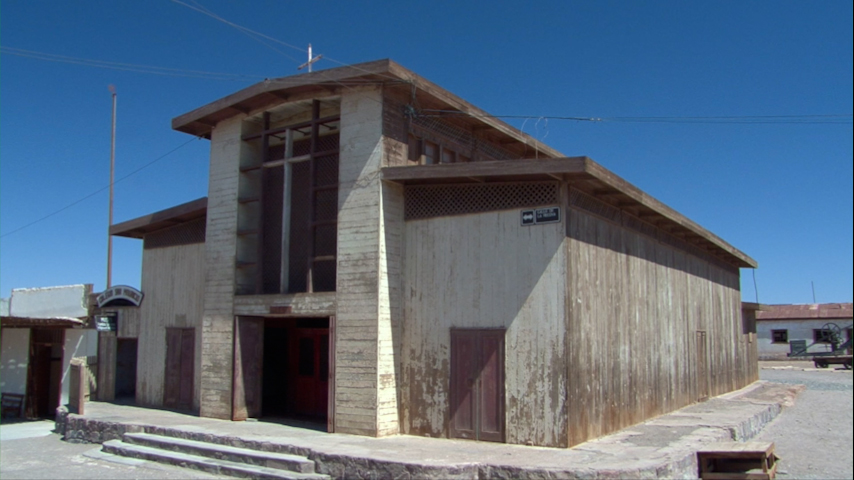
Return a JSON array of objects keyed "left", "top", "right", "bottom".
[
  {"left": 382, "top": 156, "right": 757, "bottom": 269},
  {"left": 111, "top": 197, "right": 208, "bottom": 239}
]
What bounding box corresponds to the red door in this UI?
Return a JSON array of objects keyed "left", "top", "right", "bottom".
[
  {"left": 450, "top": 329, "right": 505, "bottom": 442},
  {"left": 292, "top": 328, "right": 329, "bottom": 418}
]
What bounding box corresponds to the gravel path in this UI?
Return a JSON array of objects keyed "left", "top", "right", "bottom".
[{"left": 756, "top": 369, "right": 853, "bottom": 479}]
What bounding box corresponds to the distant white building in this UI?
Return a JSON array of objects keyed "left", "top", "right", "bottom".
[
  {"left": 1, "top": 284, "right": 98, "bottom": 418},
  {"left": 755, "top": 303, "right": 853, "bottom": 360}
]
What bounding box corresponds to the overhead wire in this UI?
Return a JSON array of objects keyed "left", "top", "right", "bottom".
[
  {"left": 169, "top": 0, "right": 408, "bottom": 96},
  {"left": 0, "top": 137, "right": 202, "bottom": 239},
  {"left": 0, "top": 46, "right": 266, "bottom": 82}
]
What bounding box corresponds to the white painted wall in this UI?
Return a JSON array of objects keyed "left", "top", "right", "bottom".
[
  {"left": 60, "top": 329, "right": 99, "bottom": 405},
  {"left": 9, "top": 285, "right": 89, "bottom": 318},
  {"left": 1, "top": 298, "right": 10, "bottom": 316},
  {"left": 1, "top": 328, "right": 31, "bottom": 396},
  {"left": 757, "top": 318, "right": 853, "bottom": 359}
]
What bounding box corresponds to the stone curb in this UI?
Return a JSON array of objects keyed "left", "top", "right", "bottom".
[{"left": 54, "top": 392, "right": 789, "bottom": 480}]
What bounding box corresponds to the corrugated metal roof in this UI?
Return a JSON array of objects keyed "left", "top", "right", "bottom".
[{"left": 755, "top": 303, "right": 853, "bottom": 320}]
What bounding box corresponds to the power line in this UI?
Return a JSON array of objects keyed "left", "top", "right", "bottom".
[
  {"left": 1, "top": 46, "right": 266, "bottom": 82},
  {"left": 0, "top": 137, "right": 201, "bottom": 239},
  {"left": 170, "top": 0, "right": 405, "bottom": 86},
  {"left": 419, "top": 110, "right": 853, "bottom": 125}
]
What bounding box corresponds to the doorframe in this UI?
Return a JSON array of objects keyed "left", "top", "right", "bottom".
[
  {"left": 449, "top": 327, "right": 506, "bottom": 443},
  {"left": 327, "top": 315, "right": 336, "bottom": 433}
]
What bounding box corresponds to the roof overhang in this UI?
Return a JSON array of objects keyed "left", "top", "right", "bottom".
[
  {"left": 1, "top": 316, "right": 86, "bottom": 328},
  {"left": 171, "top": 59, "right": 562, "bottom": 159},
  {"left": 111, "top": 197, "right": 207, "bottom": 239},
  {"left": 382, "top": 156, "right": 758, "bottom": 269}
]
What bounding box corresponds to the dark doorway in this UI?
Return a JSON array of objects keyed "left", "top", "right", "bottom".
[
  {"left": 450, "top": 328, "right": 505, "bottom": 442},
  {"left": 26, "top": 328, "right": 64, "bottom": 418},
  {"left": 164, "top": 328, "right": 194, "bottom": 411},
  {"left": 115, "top": 339, "right": 138, "bottom": 399},
  {"left": 234, "top": 317, "right": 333, "bottom": 428}
]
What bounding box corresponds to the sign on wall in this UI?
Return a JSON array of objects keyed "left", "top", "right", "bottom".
[
  {"left": 95, "top": 313, "right": 118, "bottom": 332},
  {"left": 521, "top": 207, "right": 561, "bottom": 226},
  {"left": 96, "top": 285, "right": 143, "bottom": 308}
]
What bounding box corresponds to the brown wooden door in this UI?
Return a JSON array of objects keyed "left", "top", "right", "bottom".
[
  {"left": 292, "top": 328, "right": 329, "bottom": 418},
  {"left": 233, "top": 318, "right": 263, "bottom": 420},
  {"left": 450, "top": 329, "right": 505, "bottom": 442},
  {"left": 164, "top": 328, "right": 195, "bottom": 411},
  {"left": 696, "top": 330, "right": 709, "bottom": 402}
]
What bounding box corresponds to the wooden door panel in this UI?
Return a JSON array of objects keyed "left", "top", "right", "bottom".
[
  {"left": 233, "top": 319, "right": 263, "bottom": 420},
  {"left": 478, "top": 332, "right": 504, "bottom": 442},
  {"left": 293, "top": 328, "right": 329, "bottom": 418},
  {"left": 179, "top": 329, "right": 195, "bottom": 407},
  {"left": 450, "top": 331, "right": 478, "bottom": 440},
  {"left": 164, "top": 329, "right": 182, "bottom": 408},
  {"left": 450, "top": 329, "right": 505, "bottom": 442}
]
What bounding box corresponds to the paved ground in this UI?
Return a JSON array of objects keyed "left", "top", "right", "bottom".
[
  {"left": 0, "top": 420, "right": 225, "bottom": 479},
  {"left": 754, "top": 368, "right": 853, "bottom": 480},
  {"left": 2, "top": 367, "right": 849, "bottom": 479}
]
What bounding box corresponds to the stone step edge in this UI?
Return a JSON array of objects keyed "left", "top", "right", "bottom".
[
  {"left": 123, "top": 432, "right": 316, "bottom": 474},
  {"left": 102, "top": 440, "right": 330, "bottom": 480}
]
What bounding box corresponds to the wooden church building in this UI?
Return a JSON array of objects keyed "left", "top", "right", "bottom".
[{"left": 106, "top": 59, "right": 759, "bottom": 448}]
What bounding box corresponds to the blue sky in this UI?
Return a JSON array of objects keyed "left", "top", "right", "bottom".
[{"left": 1, "top": 1, "right": 852, "bottom": 304}]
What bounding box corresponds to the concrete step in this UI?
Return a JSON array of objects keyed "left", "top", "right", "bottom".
[
  {"left": 102, "top": 439, "right": 329, "bottom": 480},
  {"left": 122, "top": 432, "right": 317, "bottom": 473}
]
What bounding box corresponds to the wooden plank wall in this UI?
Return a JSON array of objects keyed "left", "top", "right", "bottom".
[
  {"left": 198, "top": 115, "right": 245, "bottom": 419},
  {"left": 137, "top": 242, "right": 205, "bottom": 410},
  {"left": 403, "top": 208, "right": 568, "bottom": 447},
  {"left": 566, "top": 207, "right": 754, "bottom": 447},
  {"left": 335, "top": 87, "right": 385, "bottom": 435},
  {"left": 378, "top": 181, "right": 404, "bottom": 436}
]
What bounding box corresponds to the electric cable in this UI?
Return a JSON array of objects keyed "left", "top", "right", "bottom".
[{"left": 0, "top": 137, "right": 202, "bottom": 239}]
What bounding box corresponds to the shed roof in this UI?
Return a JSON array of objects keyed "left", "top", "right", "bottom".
[
  {"left": 1, "top": 315, "right": 86, "bottom": 328},
  {"left": 110, "top": 197, "right": 207, "bottom": 239},
  {"left": 756, "top": 303, "right": 853, "bottom": 321},
  {"left": 383, "top": 157, "right": 758, "bottom": 268}
]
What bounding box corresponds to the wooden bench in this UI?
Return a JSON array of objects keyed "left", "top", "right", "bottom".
[
  {"left": 697, "top": 442, "right": 778, "bottom": 480},
  {"left": 1, "top": 393, "right": 25, "bottom": 419}
]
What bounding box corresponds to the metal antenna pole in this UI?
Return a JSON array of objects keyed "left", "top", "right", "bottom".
[{"left": 107, "top": 85, "right": 117, "bottom": 289}]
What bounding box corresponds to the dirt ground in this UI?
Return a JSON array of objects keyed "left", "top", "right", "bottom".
[{"left": 756, "top": 368, "right": 853, "bottom": 479}]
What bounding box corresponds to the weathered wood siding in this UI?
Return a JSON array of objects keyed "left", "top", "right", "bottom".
[
  {"left": 403, "top": 209, "right": 568, "bottom": 447},
  {"left": 199, "top": 115, "right": 246, "bottom": 419},
  {"left": 378, "top": 181, "right": 404, "bottom": 436},
  {"left": 137, "top": 242, "right": 205, "bottom": 410},
  {"left": 566, "top": 207, "right": 755, "bottom": 446},
  {"left": 335, "top": 87, "right": 386, "bottom": 435}
]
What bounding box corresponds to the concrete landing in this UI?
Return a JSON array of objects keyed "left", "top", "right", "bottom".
[{"left": 55, "top": 381, "right": 803, "bottom": 479}]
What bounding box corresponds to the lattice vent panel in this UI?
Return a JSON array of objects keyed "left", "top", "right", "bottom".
[
  {"left": 144, "top": 218, "right": 206, "bottom": 249},
  {"left": 405, "top": 182, "right": 559, "bottom": 220}
]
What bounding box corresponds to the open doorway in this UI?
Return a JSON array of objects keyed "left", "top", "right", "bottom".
[
  {"left": 115, "top": 339, "right": 137, "bottom": 400},
  {"left": 233, "top": 316, "right": 333, "bottom": 430},
  {"left": 26, "top": 328, "right": 64, "bottom": 418}
]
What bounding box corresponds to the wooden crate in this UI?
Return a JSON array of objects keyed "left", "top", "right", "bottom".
[{"left": 697, "top": 442, "right": 778, "bottom": 480}]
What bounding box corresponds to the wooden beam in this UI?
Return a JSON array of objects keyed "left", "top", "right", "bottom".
[
  {"left": 382, "top": 157, "right": 588, "bottom": 182},
  {"left": 110, "top": 197, "right": 208, "bottom": 238}
]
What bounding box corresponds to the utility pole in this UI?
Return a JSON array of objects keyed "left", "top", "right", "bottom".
[{"left": 107, "top": 85, "right": 117, "bottom": 289}]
